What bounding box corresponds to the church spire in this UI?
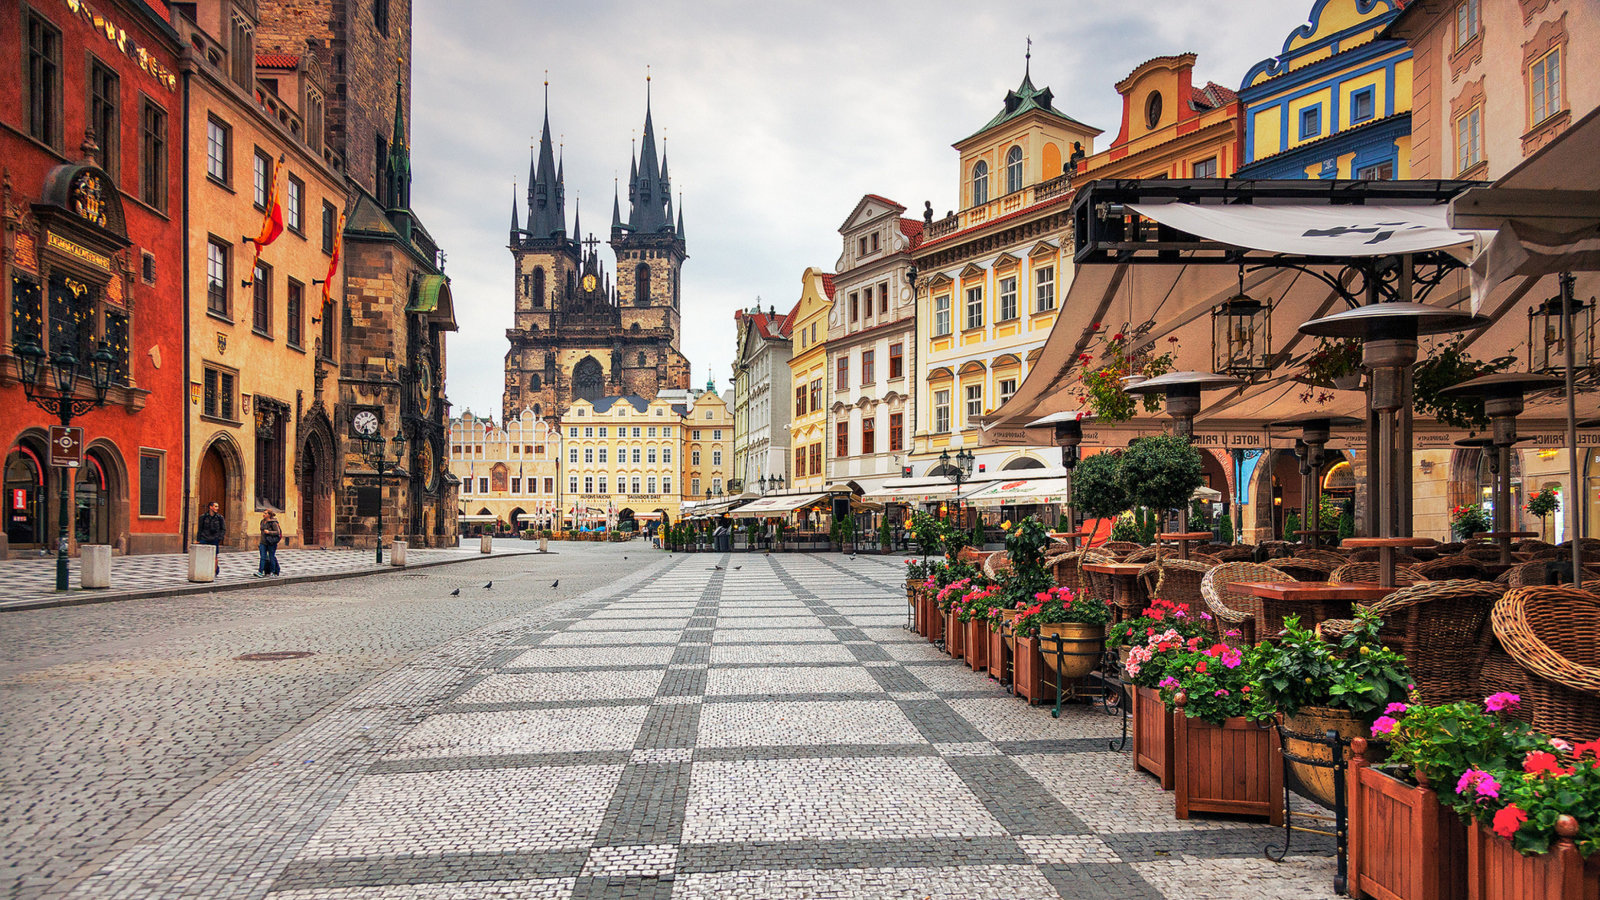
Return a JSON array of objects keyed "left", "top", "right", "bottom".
[
  {"left": 387, "top": 75, "right": 411, "bottom": 209},
  {"left": 571, "top": 194, "right": 581, "bottom": 247},
  {"left": 628, "top": 72, "right": 670, "bottom": 234},
  {"left": 676, "top": 194, "right": 685, "bottom": 241},
  {"left": 527, "top": 76, "right": 564, "bottom": 239},
  {"left": 611, "top": 179, "right": 623, "bottom": 233},
  {"left": 510, "top": 180, "right": 519, "bottom": 238}
]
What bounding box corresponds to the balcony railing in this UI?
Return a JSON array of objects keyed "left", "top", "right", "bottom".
[{"left": 925, "top": 173, "right": 1076, "bottom": 243}]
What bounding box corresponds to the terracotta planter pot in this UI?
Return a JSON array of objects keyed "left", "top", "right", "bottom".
[
  {"left": 1466, "top": 818, "right": 1599, "bottom": 900},
  {"left": 966, "top": 617, "right": 989, "bottom": 671},
  {"left": 1013, "top": 635, "right": 1056, "bottom": 705},
  {"left": 1172, "top": 695, "right": 1282, "bottom": 825},
  {"left": 1133, "top": 684, "right": 1175, "bottom": 790},
  {"left": 1036, "top": 622, "right": 1105, "bottom": 681},
  {"left": 1279, "top": 706, "right": 1377, "bottom": 810},
  {"left": 945, "top": 609, "right": 965, "bottom": 659},
  {"left": 987, "top": 615, "right": 1009, "bottom": 681},
  {"left": 1348, "top": 739, "right": 1468, "bottom": 900}
]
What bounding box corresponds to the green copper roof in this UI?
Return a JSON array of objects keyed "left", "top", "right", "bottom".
[
  {"left": 963, "top": 72, "right": 1090, "bottom": 143},
  {"left": 408, "top": 274, "right": 450, "bottom": 314}
]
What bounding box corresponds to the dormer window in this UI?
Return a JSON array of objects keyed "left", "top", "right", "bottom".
[{"left": 972, "top": 160, "right": 989, "bottom": 205}]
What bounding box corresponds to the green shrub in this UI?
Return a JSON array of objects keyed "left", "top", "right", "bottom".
[
  {"left": 1074, "top": 451, "right": 1129, "bottom": 519},
  {"left": 1119, "top": 433, "right": 1204, "bottom": 514}
]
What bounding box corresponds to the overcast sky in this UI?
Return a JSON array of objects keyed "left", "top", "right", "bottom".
[{"left": 411, "top": 0, "right": 1317, "bottom": 421}]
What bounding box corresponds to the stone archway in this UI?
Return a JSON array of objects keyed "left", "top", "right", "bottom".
[
  {"left": 297, "top": 408, "right": 336, "bottom": 547},
  {"left": 78, "top": 439, "right": 130, "bottom": 551},
  {"left": 4, "top": 431, "right": 51, "bottom": 552},
  {"left": 573, "top": 356, "right": 604, "bottom": 403},
  {"left": 197, "top": 434, "right": 247, "bottom": 548}
]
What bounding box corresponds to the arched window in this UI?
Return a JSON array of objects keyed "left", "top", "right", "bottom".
[
  {"left": 971, "top": 161, "right": 989, "bottom": 206},
  {"left": 573, "top": 356, "right": 604, "bottom": 403},
  {"left": 530, "top": 374, "right": 541, "bottom": 390},
  {"left": 533, "top": 403, "right": 541, "bottom": 416},
  {"left": 531, "top": 267, "right": 545, "bottom": 307},
  {"left": 1005, "top": 146, "right": 1023, "bottom": 194},
  {"left": 635, "top": 263, "right": 651, "bottom": 306},
  {"left": 638, "top": 352, "right": 647, "bottom": 366}
]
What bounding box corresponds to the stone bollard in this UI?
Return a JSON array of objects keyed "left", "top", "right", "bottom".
[
  {"left": 480, "top": 534, "right": 493, "bottom": 554},
  {"left": 81, "top": 544, "right": 111, "bottom": 589},
  {"left": 390, "top": 540, "right": 407, "bottom": 566},
  {"left": 189, "top": 543, "right": 217, "bottom": 582}
]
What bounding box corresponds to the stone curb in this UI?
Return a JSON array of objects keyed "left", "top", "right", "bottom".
[{"left": 0, "top": 549, "right": 550, "bottom": 613}]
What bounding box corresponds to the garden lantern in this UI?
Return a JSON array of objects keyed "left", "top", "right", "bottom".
[
  {"left": 1528, "top": 294, "right": 1594, "bottom": 376},
  {"left": 1212, "top": 269, "right": 1272, "bottom": 377}
]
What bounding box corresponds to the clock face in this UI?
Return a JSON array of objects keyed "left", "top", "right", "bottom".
[
  {"left": 353, "top": 410, "right": 380, "bottom": 436},
  {"left": 416, "top": 362, "right": 434, "bottom": 417},
  {"left": 419, "top": 440, "right": 439, "bottom": 491},
  {"left": 582, "top": 274, "right": 597, "bottom": 292}
]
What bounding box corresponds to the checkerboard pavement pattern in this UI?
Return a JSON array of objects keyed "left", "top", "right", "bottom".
[
  {"left": 67, "top": 553, "right": 1340, "bottom": 900},
  {"left": 0, "top": 541, "right": 533, "bottom": 608}
]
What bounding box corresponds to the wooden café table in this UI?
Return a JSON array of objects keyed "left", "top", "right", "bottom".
[
  {"left": 1084, "top": 562, "right": 1145, "bottom": 620},
  {"left": 1227, "top": 581, "right": 1400, "bottom": 638},
  {"left": 1342, "top": 537, "right": 1436, "bottom": 588},
  {"left": 1158, "top": 531, "right": 1213, "bottom": 561}
]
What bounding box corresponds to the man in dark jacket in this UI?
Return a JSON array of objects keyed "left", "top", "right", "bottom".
[
  {"left": 256, "top": 510, "right": 282, "bottom": 577},
  {"left": 197, "top": 501, "right": 225, "bottom": 574}
]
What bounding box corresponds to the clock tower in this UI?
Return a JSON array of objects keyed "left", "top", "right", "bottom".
[{"left": 501, "top": 88, "right": 691, "bottom": 422}]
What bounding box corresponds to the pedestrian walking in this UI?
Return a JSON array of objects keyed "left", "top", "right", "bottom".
[
  {"left": 197, "top": 501, "right": 225, "bottom": 575},
  {"left": 256, "top": 510, "right": 282, "bottom": 577}
]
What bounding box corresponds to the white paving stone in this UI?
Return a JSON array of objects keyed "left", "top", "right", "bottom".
[
  {"left": 714, "top": 627, "right": 838, "bottom": 644},
  {"left": 505, "top": 645, "right": 677, "bottom": 669},
  {"left": 1133, "top": 854, "right": 1341, "bottom": 899},
  {"left": 534, "top": 629, "right": 683, "bottom": 646},
  {"left": 579, "top": 844, "right": 678, "bottom": 877},
  {"left": 270, "top": 880, "right": 577, "bottom": 900},
  {"left": 703, "top": 665, "right": 884, "bottom": 696},
  {"left": 709, "top": 644, "right": 857, "bottom": 664},
  {"left": 1013, "top": 751, "right": 1244, "bottom": 833},
  {"left": 945, "top": 698, "right": 1121, "bottom": 743},
  {"left": 456, "top": 670, "right": 665, "bottom": 704},
  {"left": 386, "top": 707, "right": 650, "bottom": 758},
  {"left": 1013, "top": 833, "right": 1123, "bottom": 864},
  {"left": 670, "top": 866, "right": 1061, "bottom": 900},
  {"left": 695, "top": 700, "right": 925, "bottom": 748}
]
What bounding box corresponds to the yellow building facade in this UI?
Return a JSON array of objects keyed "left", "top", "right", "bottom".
[
  {"left": 448, "top": 409, "right": 559, "bottom": 532},
  {"left": 787, "top": 268, "right": 835, "bottom": 492},
  {"left": 1078, "top": 53, "right": 1244, "bottom": 180},
  {"left": 559, "top": 396, "right": 684, "bottom": 529},
  {"left": 180, "top": 7, "right": 347, "bottom": 549},
  {"left": 912, "top": 68, "right": 1101, "bottom": 478},
  {"left": 684, "top": 385, "right": 734, "bottom": 502}
]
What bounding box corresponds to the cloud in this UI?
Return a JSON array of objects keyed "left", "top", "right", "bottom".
[{"left": 409, "top": 0, "right": 1312, "bottom": 420}]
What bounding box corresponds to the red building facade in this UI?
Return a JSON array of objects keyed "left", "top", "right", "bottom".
[{"left": 1, "top": 0, "right": 185, "bottom": 557}]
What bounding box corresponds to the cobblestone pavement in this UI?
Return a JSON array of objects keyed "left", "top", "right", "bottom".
[
  {"left": 0, "top": 544, "right": 643, "bottom": 900},
  {"left": 18, "top": 549, "right": 1341, "bottom": 900},
  {"left": 0, "top": 540, "right": 545, "bottom": 610}
]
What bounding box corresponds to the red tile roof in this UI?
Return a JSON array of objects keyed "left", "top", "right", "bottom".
[
  {"left": 898, "top": 217, "right": 925, "bottom": 249},
  {"left": 139, "top": 0, "right": 171, "bottom": 22},
  {"left": 257, "top": 53, "right": 301, "bottom": 69},
  {"left": 862, "top": 193, "right": 904, "bottom": 210},
  {"left": 1190, "top": 82, "right": 1239, "bottom": 110},
  {"left": 820, "top": 273, "right": 837, "bottom": 300},
  {"left": 736, "top": 306, "right": 801, "bottom": 341}
]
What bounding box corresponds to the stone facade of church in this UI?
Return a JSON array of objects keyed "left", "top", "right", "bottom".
[{"left": 501, "top": 95, "right": 691, "bottom": 422}]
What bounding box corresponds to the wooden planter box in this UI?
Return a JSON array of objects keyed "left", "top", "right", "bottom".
[
  {"left": 1013, "top": 635, "right": 1056, "bottom": 705},
  {"left": 1467, "top": 820, "right": 1599, "bottom": 900},
  {"left": 987, "top": 616, "right": 1009, "bottom": 681},
  {"left": 965, "top": 617, "right": 988, "bottom": 672},
  {"left": 1348, "top": 748, "right": 1468, "bottom": 900},
  {"left": 945, "top": 609, "right": 965, "bottom": 659},
  {"left": 926, "top": 598, "right": 944, "bottom": 643},
  {"left": 1172, "top": 702, "right": 1282, "bottom": 825},
  {"left": 1132, "top": 685, "right": 1175, "bottom": 790}
]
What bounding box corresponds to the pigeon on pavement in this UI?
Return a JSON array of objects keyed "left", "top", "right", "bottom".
[
  {"left": 551, "top": 579, "right": 560, "bottom": 588},
  {"left": 484, "top": 581, "right": 493, "bottom": 589},
  {"left": 450, "top": 588, "right": 460, "bottom": 596}
]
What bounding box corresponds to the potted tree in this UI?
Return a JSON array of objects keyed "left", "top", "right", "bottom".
[
  {"left": 1073, "top": 450, "right": 1130, "bottom": 546},
  {"left": 1526, "top": 488, "right": 1560, "bottom": 543},
  {"left": 1451, "top": 505, "right": 1492, "bottom": 542},
  {"left": 1247, "top": 609, "right": 1411, "bottom": 810},
  {"left": 1120, "top": 433, "right": 1204, "bottom": 588},
  {"left": 879, "top": 517, "right": 892, "bottom": 554}
]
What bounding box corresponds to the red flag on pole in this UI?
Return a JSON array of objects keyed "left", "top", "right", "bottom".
[
  {"left": 321, "top": 211, "right": 346, "bottom": 305},
  {"left": 246, "top": 157, "right": 285, "bottom": 268}
]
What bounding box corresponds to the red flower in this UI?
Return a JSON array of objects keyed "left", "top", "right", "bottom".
[
  {"left": 1523, "top": 751, "right": 1573, "bottom": 777},
  {"left": 1092, "top": 322, "right": 1101, "bottom": 329},
  {"left": 1574, "top": 740, "right": 1600, "bottom": 760},
  {"left": 1206, "top": 643, "right": 1230, "bottom": 657},
  {"left": 1145, "top": 627, "right": 1155, "bottom": 636},
  {"left": 1492, "top": 805, "right": 1528, "bottom": 839},
  {"left": 1113, "top": 332, "right": 1126, "bottom": 341},
  {"left": 1150, "top": 608, "right": 1166, "bottom": 621},
  {"left": 1195, "top": 660, "right": 1209, "bottom": 673}
]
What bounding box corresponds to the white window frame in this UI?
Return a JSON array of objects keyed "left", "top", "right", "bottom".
[
  {"left": 934, "top": 294, "right": 952, "bottom": 336},
  {"left": 933, "top": 390, "right": 951, "bottom": 434},
  {"left": 997, "top": 276, "right": 1018, "bottom": 322}
]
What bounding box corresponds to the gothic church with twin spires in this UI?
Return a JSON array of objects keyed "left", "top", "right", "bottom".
[{"left": 501, "top": 93, "right": 691, "bottom": 423}]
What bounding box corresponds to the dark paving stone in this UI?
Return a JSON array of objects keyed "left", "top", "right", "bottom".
[
  {"left": 271, "top": 851, "right": 587, "bottom": 891},
  {"left": 896, "top": 698, "right": 990, "bottom": 744},
  {"left": 1038, "top": 862, "right": 1165, "bottom": 900},
  {"left": 634, "top": 701, "right": 700, "bottom": 749},
  {"left": 946, "top": 756, "right": 1089, "bottom": 835},
  {"left": 996, "top": 737, "right": 1129, "bottom": 756},
  {"left": 676, "top": 837, "right": 1027, "bottom": 873},
  {"left": 656, "top": 667, "right": 708, "bottom": 697},
  {"left": 670, "top": 644, "right": 712, "bottom": 665},
  {"left": 866, "top": 665, "right": 933, "bottom": 693},
  {"left": 691, "top": 744, "right": 938, "bottom": 762},
  {"left": 702, "top": 691, "right": 887, "bottom": 703},
  {"left": 847, "top": 643, "right": 894, "bottom": 662},
  {"left": 1104, "top": 826, "right": 1336, "bottom": 861},
  {"left": 592, "top": 760, "right": 692, "bottom": 846},
  {"left": 568, "top": 876, "right": 676, "bottom": 900},
  {"left": 367, "top": 751, "right": 633, "bottom": 775}
]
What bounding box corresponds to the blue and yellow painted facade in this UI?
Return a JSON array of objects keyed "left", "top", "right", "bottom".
[{"left": 1235, "top": 0, "right": 1413, "bottom": 180}]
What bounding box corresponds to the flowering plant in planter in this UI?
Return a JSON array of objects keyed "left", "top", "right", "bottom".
[
  {"left": 1013, "top": 586, "right": 1110, "bottom": 639},
  {"left": 1157, "top": 641, "right": 1261, "bottom": 726},
  {"left": 955, "top": 583, "right": 1007, "bottom": 623},
  {"left": 1245, "top": 607, "right": 1412, "bottom": 721},
  {"left": 1478, "top": 741, "right": 1600, "bottom": 857},
  {"left": 1106, "top": 598, "right": 1210, "bottom": 651},
  {"left": 1123, "top": 627, "right": 1206, "bottom": 689},
  {"left": 1382, "top": 694, "right": 1549, "bottom": 803},
  {"left": 1450, "top": 504, "right": 1492, "bottom": 541},
  {"left": 1299, "top": 338, "right": 1365, "bottom": 404},
  {"left": 1075, "top": 326, "right": 1177, "bottom": 425}
]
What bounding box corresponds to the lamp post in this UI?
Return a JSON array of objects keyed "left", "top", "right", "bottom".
[
  {"left": 15, "top": 338, "right": 117, "bottom": 591},
  {"left": 357, "top": 426, "right": 407, "bottom": 564},
  {"left": 939, "top": 447, "right": 975, "bottom": 529},
  {"left": 1028, "top": 411, "right": 1090, "bottom": 546},
  {"left": 1441, "top": 373, "right": 1561, "bottom": 566}
]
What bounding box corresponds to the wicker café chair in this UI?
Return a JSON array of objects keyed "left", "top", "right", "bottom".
[
  {"left": 1439, "top": 542, "right": 1467, "bottom": 554},
  {"left": 1200, "top": 562, "right": 1292, "bottom": 646},
  {"left": 1137, "top": 558, "right": 1209, "bottom": 603},
  {"left": 1123, "top": 546, "right": 1166, "bottom": 565},
  {"left": 1213, "top": 546, "right": 1255, "bottom": 562},
  {"left": 1320, "top": 580, "right": 1502, "bottom": 705},
  {"left": 1461, "top": 546, "right": 1505, "bottom": 563},
  {"left": 1414, "top": 556, "right": 1490, "bottom": 582},
  {"left": 1349, "top": 547, "right": 1382, "bottom": 563},
  {"left": 1049, "top": 550, "right": 1111, "bottom": 595},
  {"left": 1270, "top": 556, "right": 1338, "bottom": 583},
  {"left": 1328, "top": 562, "right": 1427, "bottom": 587},
  {"left": 1410, "top": 547, "right": 1442, "bottom": 562},
  {"left": 1188, "top": 552, "right": 1224, "bottom": 567},
  {"left": 1492, "top": 586, "right": 1600, "bottom": 744},
  {"left": 1099, "top": 540, "right": 1142, "bottom": 555},
  {"left": 982, "top": 551, "right": 1015, "bottom": 582},
  {"left": 1294, "top": 548, "right": 1349, "bottom": 567},
  {"left": 1517, "top": 539, "right": 1556, "bottom": 554}
]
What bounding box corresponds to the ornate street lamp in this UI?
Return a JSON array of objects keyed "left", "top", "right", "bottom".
[
  {"left": 1212, "top": 269, "right": 1272, "bottom": 377},
  {"left": 15, "top": 338, "right": 118, "bottom": 590},
  {"left": 939, "top": 447, "right": 975, "bottom": 526},
  {"left": 1528, "top": 294, "right": 1594, "bottom": 376},
  {"left": 1029, "top": 411, "right": 1091, "bottom": 545},
  {"left": 357, "top": 426, "right": 407, "bottom": 564}
]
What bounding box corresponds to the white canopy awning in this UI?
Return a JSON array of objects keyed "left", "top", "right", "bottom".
[
  {"left": 966, "top": 477, "right": 1071, "bottom": 507},
  {"left": 736, "top": 492, "right": 829, "bottom": 515},
  {"left": 1129, "top": 201, "right": 1486, "bottom": 259},
  {"left": 1449, "top": 106, "right": 1600, "bottom": 311}
]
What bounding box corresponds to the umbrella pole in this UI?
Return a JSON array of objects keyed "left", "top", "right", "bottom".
[{"left": 1564, "top": 272, "right": 1582, "bottom": 585}]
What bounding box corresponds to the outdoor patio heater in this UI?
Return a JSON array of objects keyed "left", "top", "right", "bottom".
[
  {"left": 1268, "top": 415, "right": 1362, "bottom": 550},
  {"left": 1442, "top": 372, "right": 1562, "bottom": 566},
  {"left": 1028, "top": 410, "right": 1092, "bottom": 546},
  {"left": 1300, "top": 302, "right": 1486, "bottom": 586},
  {"left": 1124, "top": 371, "right": 1244, "bottom": 556}
]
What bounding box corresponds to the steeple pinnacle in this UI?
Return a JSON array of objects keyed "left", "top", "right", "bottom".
[
  {"left": 611, "top": 178, "right": 623, "bottom": 232},
  {"left": 626, "top": 72, "right": 671, "bottom": 235},
  {"left": 510, "top": 179, "right": 519, "bottom": 236},
  {"left": 527, "top": 77, "right": 566, "bottom": 240},
  {"left": 386, "top": 73, "right": 411, "bottom": 209}
]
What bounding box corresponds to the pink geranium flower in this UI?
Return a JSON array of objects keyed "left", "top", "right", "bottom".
[
  {"left": 1370, "top": 716, "right": 1399, "bottom": 736},
  {"left": 1384, "top": 702, "right": 1409, "bottom": 716},
  {"left": 1457, "top": 768, "right": 1501, "bottom": 801},
  {"left": 1485, "top": 692, "right": 1521, "bottom": 712}
]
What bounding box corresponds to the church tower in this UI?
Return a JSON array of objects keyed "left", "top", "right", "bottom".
[{"left": 501, "top": 85, "right": 692, "bottom": 424}]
